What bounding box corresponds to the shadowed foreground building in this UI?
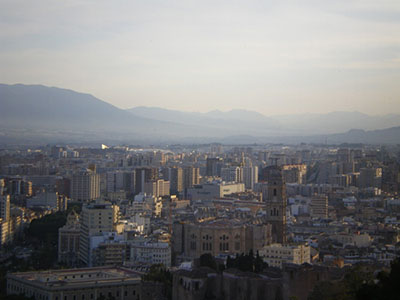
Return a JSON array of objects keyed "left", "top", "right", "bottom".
[
  {"left": 7, "top": 267, "right": 142, "bottom": 300},
  {"left": 172, "top": 264, "right": 344, "bottom": 300}
]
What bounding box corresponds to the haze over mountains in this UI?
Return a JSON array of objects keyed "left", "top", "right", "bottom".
[{"left": 1, "top": 84, "right": 400, "bottom": 145}]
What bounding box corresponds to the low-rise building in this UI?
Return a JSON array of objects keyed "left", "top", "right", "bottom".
[
  {"left": 130, "top": 239, "right": 171, "bottom": 267},
  {"left": 7, "top": 267, "right": 142, "bottom": 300},
  {"left": 259, "top": 243, "right": 310, "bottom": 269}
]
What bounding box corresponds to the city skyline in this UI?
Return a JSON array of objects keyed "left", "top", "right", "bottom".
[{"left": 1, "top": 0, "right": 400, "bottom": 115}]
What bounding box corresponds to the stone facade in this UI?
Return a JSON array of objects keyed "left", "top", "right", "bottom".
[{"left": 173, "top": 219, "right": 272, "bottom": 260}]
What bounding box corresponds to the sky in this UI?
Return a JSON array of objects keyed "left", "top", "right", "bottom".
[{"left": 1, "top": 0, "right": 400, "bottom": 116}]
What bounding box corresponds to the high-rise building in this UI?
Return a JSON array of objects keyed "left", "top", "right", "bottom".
[
  {"left": 221, "top": 166, "right": 243, "bottom": 183},
  {"left": 0, "top": 195, "right": 10, "bottom": 222},
  {"left": 263, "top": 166, "right": 287, "bottom": 244},
  {"left": 79, "top": 201, "right": 119, "bottom": 266},
  {"left": 7, "top": 179, "right": 32, "bottom": 196},
  {"left": 182, "top": 166, "right": 200, "bottom": 190},
  {"left": 163, "top": 167, "right": 183, "bottom": 195},
  {"left": 71, "top": 171, "right": 100, "bottom": 202},
  {"left": 243, "top": 166, "right": 258, "bottom": 190},
  {"left": 382, "top": 161, "right": 400, "bottom": 195},
  {"left": 134, "top": 167, "right": 158, "bottom": 194},
  {"left": 206, "top": 157, "right": 223, "bottom": 177},
  {"left": 144, "top": 179, "right": 170, "bottom": 197},
  {"left": 0, "top": 179, "right": 4, "bottom": 195},
  {"left": 106, "top": 171, "right": 135, "bottom": 194}
]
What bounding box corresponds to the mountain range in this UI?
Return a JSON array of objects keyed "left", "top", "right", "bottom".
[{"left": 1, "top": 83, "right": 400, "bottom": 145}]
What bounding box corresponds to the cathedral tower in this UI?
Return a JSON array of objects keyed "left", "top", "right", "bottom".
[{"left": 263, "top": 165, "right": 287, "bottom": 244}]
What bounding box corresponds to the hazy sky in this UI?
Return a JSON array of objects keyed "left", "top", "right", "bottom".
[{"left": 1, "top": 0, "right": 400, "bottom": 115}]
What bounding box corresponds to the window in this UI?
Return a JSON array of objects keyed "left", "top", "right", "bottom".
[{"left": 273, "top": 189, "right": 277, "bottom": 196}]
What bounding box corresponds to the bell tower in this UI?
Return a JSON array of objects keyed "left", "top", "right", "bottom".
[{"left": 263, "top": 165, "right": 287, "bottom": 244}]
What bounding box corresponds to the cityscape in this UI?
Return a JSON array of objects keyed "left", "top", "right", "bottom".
[
  {"left": 1, "top": 1, "right": 400, "bottom": 300},
  {"left": 1, "top": 143, "right": 400, "bottom": 299}
]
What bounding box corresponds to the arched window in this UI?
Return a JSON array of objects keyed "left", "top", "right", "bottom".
[{"left": 273, "top": 189, "right": 277, "bottom": 196}]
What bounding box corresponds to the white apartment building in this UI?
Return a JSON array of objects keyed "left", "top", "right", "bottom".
[{"left": 130, "top": 239, "right": 171, "bottom": 267}]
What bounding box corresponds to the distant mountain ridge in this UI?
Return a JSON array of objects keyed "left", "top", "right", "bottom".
[
  {"left": 127, "top": 106, "right": 400, "bottom": 136},
  {"left": 1, "top": 84, "right": 400, "bottom": 144}
]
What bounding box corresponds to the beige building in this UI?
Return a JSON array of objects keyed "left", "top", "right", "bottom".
[
  {"left": 58, "top": 210, "right": 80, "bottom": 266},
  {"left": 0, "top": 219, "right": 11, "bottom": 247},
  {"left": 259, "top": 243, "right": 310, "bottom": 269},
  {"left": 7, "top": 267, "right": 142, "bottom": 300},
  {"left": 71, "top": 171, "right": 100, "bottom": 202},
  {"left": 79, "top": 201, "right": 119, "bottom": 266},
  {"left": 330, "top": 233, "right": 372, "bottom": 248}
]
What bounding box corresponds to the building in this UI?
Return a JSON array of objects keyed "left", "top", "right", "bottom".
[
  {"left": 134, "top": 167, "right": 158, "bottom": 194},
  {"left": 163, "top": 167, "right": 183, "bottom": 195},
  {"left": 71, "top": 171, "right": 100, "bottom": 202},
  {"left": 26, "top": 191, "right": 60, "bottom": 210},
  {"left": 106, "top": 171, "right": 135, "bottom": 194},
  {"left": 58, "top": 210, "right": 80, "bottom": 266},
  {"left": 187, "top": 182, "right": 245, "bottom": 201},
  {"left": 263, "top": 166, "right": 287, "bottom": 244},
  {"left": 6, "top": 178, "right": 32, "bottom": 196},
  {"left": 221, "top": 166, "right": 243, "bottom": 183},
  {"left": 259, "top": 243, "right": 310, "bottom": 269},
  {"left": 79, "top": 201, "right": 119, "bottom": 266},
  {"left": 183, "top": 167, "right": 200, "bottom": 189},
  {"left": 131, "top": 193, "right": 162, "bottom": 217},
  {"left": 7, "top": 267, "right": 142, "bottom": 300},
  {"left": 310, "top": 194, "right": 328, "bottom": 219},
  {"left": 144, "top": 179, "right": 170, "bottom": 197},
  {"left": 130, "top": 239, "right": 171, "bottom": 267},
  {"left": 173, "top": 219, "right": 272, "bottom": 260},
  {"left": 0, "top": 178, "right": 4, "bottom": 195},
  {"left": 0, "top": 219, "right": 11, "bottom": 247},
  {"left": 172, "top": 267, "right": 282, "bottom": 300},
  {"left": 282, "top": 164, "right": 307, "bottom": 184},
  {"left": 243, "top": 166, "right": 258, "bottom": 190},
  {"left": 206, "top": 157, "right": 223, "bottom": 177},
  {"left": 359, "top": 167, "right": 382, "bottom": 189},
  {"left": 0, "top": 194, "right": 10, "bottom": 222},
  {"left": 90, "top": 232, "right": 126, "bottom": 266}
]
